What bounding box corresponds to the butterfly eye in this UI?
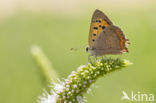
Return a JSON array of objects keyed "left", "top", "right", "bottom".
[
  {"left": 93, "top": 27, "right": 98, "bottom": 30},
  {"left": 93, "top": 33, "right": 96, "bottom": 36},
  {"left": 86, "top": 47, "right": 89, "bottom": 52}
]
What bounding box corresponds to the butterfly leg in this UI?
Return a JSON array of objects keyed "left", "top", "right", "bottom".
[
  {"left": 88, "top": 55, "right": 99, "bottom": 65},
  {"left": 100, "top": 55, "right": 107, "bottom": 62},
  {"left": 88, "top": 54, "right": 92, "bottom": 63},
  {"left": 88, "top": 55, "right": 90, "bottom": 61},
  {"left": 103, "top": 55, "right": 107, "bottom": 59}
]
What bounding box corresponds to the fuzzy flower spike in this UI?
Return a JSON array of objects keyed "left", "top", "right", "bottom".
[
  {"left": 54, "top": 57, "right": 132, "bottom": 103},
  {"left": 32, "top": 46, "right": 132, "bottom": 103}
]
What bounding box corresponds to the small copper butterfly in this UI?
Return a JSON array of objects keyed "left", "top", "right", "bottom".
[{"left": 86, "top": 9, "right": 130, "bottom": 56}]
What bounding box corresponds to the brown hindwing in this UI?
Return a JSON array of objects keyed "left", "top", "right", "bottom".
[{"left": 91, "top": 25, "right": 129, "bottom": 56}]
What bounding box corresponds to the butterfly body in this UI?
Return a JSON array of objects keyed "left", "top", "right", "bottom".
[{"left": 87, "top": 9, "right": 129, "bottom": 56}]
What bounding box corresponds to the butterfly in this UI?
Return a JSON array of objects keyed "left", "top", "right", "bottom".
[{"left": 86, "top": 9, "right": 130, "bottom": 56}]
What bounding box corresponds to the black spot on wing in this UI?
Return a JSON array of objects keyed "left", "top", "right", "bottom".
[
  {"left": 93, "top": 27, "right": 98, "bottom": 30},
  {"left": 93, "top": 33, "right": 96, "bottom": 36},
  {"left": 102, "top": 26, "right": 105, "bottom": 29},
  {"left": 92, "top": 39, "right": 95, "bottom": 42}
]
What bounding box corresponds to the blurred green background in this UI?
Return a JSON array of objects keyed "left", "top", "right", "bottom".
[{"left": 0, "top": 0, "right": 156, "bottom": 103}]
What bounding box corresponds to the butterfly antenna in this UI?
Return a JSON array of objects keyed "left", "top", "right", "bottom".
[
  {"left": 70, "top": 45, "right": 87, "bottom": 51},
  {"left": 70, "top": 48, "right": 78, "bottom": 51},
  {"left": 70, "top": 40, "right": 88, "bottom": 51}
]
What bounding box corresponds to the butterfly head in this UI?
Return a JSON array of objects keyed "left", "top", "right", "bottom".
[
  {"left": 86, "top": 46, "right": 93, "bottom": 53},
  {"left": 86, "top": 46, "right": 96, "bottom": 55},
  {"left": 86, "top": 46, "right": 89, "bottom": 52}
]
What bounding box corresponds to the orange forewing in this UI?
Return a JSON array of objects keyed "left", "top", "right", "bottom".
[{"left": 89, "top": 18, "right": 109, "bottom": 47}]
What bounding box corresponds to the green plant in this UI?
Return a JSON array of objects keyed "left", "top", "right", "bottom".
[{"left": 31, "top": 45, "right": 132, "bottom": 103}]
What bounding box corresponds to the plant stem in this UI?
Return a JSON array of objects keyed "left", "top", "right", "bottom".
[{"left": 31, "top": 45, "right": 59, "bottom": 84}]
